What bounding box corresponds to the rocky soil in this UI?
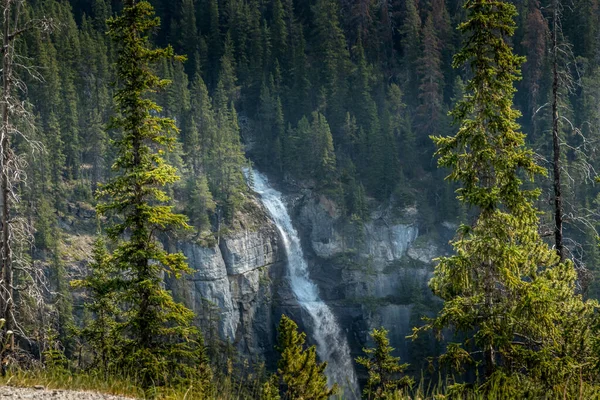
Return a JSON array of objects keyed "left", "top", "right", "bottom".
[{"left": 0, "top": 386, "right": 133, "bottom": 399}]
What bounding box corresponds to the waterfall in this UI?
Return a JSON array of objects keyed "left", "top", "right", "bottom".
[{"left": 249, "top": 168, "right": 359, "bottom": 398}]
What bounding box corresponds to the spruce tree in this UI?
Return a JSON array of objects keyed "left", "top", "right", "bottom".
[
  {"left": 416, "top": 14, "right": 444, "bottom": 138},
  {"left": 99, "top": 0, "right": 208, "bottom": 390},
  {"left": 187, "top": 71, "right": 216, "bottom": 175},
  {"left": 310, "top": 112, "right": 337, "bottom": 186},
  {"left": 415, "top": 0, "right": 599, "bottom": 395},
  {"left": 71, "top": 237, "right": 119, "bottom": 374},
  {"left": 271, "top": 0, "right": 288, "bottom": 68},
  {"left": 399, "top": 0, "right": 421, "bottom": 106},
  {"left": 275, "top": 315, "right": 338, "bottom": 400},
  {"left": 186, "top": 175, "right": 216, "bottom": 237},
  {"left": 356, "top": 328, "right": 414, "bottom": 399},
  {"left": 312, "top": 0, "right": 350, "bottom": 125}
]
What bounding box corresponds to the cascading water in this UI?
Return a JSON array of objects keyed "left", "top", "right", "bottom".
[{"left": 248, "top": 168, "right": 359, "bottom": 398}]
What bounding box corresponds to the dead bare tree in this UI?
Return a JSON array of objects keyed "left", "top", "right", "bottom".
[
  {"left": 551, "top": 0, "right": 564, "bottom": 261},
  {"left": 530, "top": 0, "right": 600, "bottom": 290},
  {"left": 0, "top": 0, "right": 51, "bottom": 365}
]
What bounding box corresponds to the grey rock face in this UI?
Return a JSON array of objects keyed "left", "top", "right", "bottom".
[
  {"left": 298, "top": 194, "right": 420, "bottom": 264},
  {"left": 363, "top": 222, "right": 419, "bottom": 265},
  {"left": 180, "top": 243, "right": 227, "bottom": 281},
  {"left": 293, "top": 191, "right": 448, "bottom": 368},
  {"left": 169, "top": 186, "right": 449, "bottom": 372},
  {"left": 406, "top": 239, "right": 439, "bottom": 264},
  {"left": 173, "top": 242, "right": 236, "bottom": 338},
  {"left": 169, "top": 198, "right": 284, "bottom": 363},
  {"left": 220, "top": 224, "right": 279, "bottom": 275}
]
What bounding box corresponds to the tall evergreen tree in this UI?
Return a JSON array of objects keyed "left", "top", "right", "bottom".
[
  {"left": 399, "top": 0, "right": 421, "bottom": 106},
  {"left": 415, "top": 0, "right": 599, "bottom": 395},
  {"left": 416, "top": 14, "right": 444, "bottom": 139},
  {"left": 312, "top": 0, "right": 350, "bottom": 125},
  {"left": 99, "top": 0, "right": 208, "bottom": 389}
]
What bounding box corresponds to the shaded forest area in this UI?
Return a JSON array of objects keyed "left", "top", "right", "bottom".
[{"left": 31, "top": 0, "right": 600, "bottom": 273}]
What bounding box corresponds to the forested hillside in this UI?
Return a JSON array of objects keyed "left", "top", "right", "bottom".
[
  {"left": 25, "top": 0, "right": 600, "bottom": 264},
  {"left": 0, "top": 0, "right": 599, "bottom": 398}
]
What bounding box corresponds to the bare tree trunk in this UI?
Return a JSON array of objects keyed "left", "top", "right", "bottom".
[
  {"left": 1, "top": 0, "right": 14, "bottom": 355},
  {"left": 0, "top": 1, "right": 52, "bottom": 364},
  {"left": 551, "top": 0, "right": 564, "bottom": 261}
]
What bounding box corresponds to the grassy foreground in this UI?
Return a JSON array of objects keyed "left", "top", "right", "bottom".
[{"left": 0, "top": 368, "right": 254, "bottom": 399}]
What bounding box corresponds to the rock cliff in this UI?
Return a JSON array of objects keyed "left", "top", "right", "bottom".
[
  {"left": 168, "top": 198, "right": 285, "bottom": 365},
  {"left": 169, "top": 185, "right": 453, "bottom": 372},
  {"left": 292, "top": 191, "right": 451, "bottom": 365}
]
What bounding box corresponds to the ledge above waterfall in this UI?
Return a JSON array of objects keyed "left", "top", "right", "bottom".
[{"left": 219, "top": 199, "right": 282, "bottom": 276}]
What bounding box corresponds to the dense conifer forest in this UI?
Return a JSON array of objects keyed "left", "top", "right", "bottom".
[{"left": 0, "top": 0, "right": 597, "bottom": 398}]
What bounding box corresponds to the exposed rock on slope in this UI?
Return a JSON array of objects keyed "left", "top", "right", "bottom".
[
  {"left": 292, "top": 191, "right": 453, "bottom": 364},
  {"left": 168, "top": 197, "right": 285, "bottom": 364}
]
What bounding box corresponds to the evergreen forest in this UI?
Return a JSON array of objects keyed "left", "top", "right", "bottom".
[{"left": 0, "top": 0, "right": 598, "bottom": 398}]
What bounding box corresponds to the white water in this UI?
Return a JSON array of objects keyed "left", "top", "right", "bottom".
[{"left": 249, "top": 169, "right": 359, "bottom": 398}]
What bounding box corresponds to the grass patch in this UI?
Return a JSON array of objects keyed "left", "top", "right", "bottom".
[
  {"left": 0, "top": 367, "right": 265, "bottom": 399},
  {"left": 0, "top": 369, "right": 141, "bottom": 398}
]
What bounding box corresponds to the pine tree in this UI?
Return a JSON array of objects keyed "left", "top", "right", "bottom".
[
  {"left": 53, "top": 2, "right": 82, "bottom": 180},
  {"left": 356, "top": 328, "right": 414, "bottom": 399},
  {"left": 399, "top": 0, "right": 421, "bottom": 106},
  {"left": 71, "top": 237, "right": 119, "bottom": 374},
  {"left": 311, "top": 112, "right": 337, "bottom": 185},
  {"left": 50, "top": 233, "right": 76, "bottom": 359},
  {"left": 520, "top": 0, "right": 548, "bottom": 139},
  {"left": 385, "top": 83, "right": 414, "bottom": 171},
  {"left": 210, "top": 87, "right": 247, "bottom": 222},
  {"left": 178, "top": 0, "right": 200, "bottom": 76},
  {"left": 260, "top": 374, "right": 281, "bottom": 400},
  {"left": 312, "top": 0, "right": 351, "bottom": 125},
  {"left": 271, "top": 0, "right": 288, "bottom": 68},
  {"left": 416, "top": 14, "right": 445, "bottom": 138},
  {"left": 284, "top": 1, "right": 310, "bottom": 122},
  {"left": 217, "top": 33, "right": 238, "bottom": 105},
  {"left": 206, "top": 0, "right": 221, "bottom": 88},
  {"left": 186, "top": 175, "right": 216, "bottom": 236},
  {"left": 99, "top": 0, "right": 208, "bottom": 389},
  {"left": 275, "top": 315, "right": 338, "bottom": 400},
  {"left": 350, "top": 39, "right": 379, "bottom": 139},
  {"left": 416, "top": 0, "right": 599, "bottom": 395},
  {"left": 187, "top": 71, "right": 216, "bottom": 175},
  {"left": 79, "top": 17, "right": 112, "bottom": 191}
]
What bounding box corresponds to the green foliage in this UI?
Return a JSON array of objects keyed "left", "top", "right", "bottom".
[
  {"left": 71, "top": 237, "right": 119, "bottom": 374},
  {"left": 357, "top": 328, "right": 414, "bottom": 399},
  {"left": 312, "top": 0, "right": 350, "bottom": 124},
  {"left": 5, "top": 0, "right": 600, "bottom": 396},
  {"left": 96, "top": 0, "right": 209, "bottom": 390},
  {"left": 275, "top": 315, "right": 338, "bottom": 400},
  {"left": 259, "top": 374, "right": 281, "bottom": 400},
  {"left": 185, "top": 175, "right": 216, "bottom": 236},
  {"left": 417, "top": 0, "right": 600, "bottom": 396},
  {"left": 286, "top": 112, "right": 337, "bottom": 187}
]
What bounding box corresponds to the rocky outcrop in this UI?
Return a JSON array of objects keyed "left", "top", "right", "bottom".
[
  {"left": 169, "top": 185, "right": 453, "bottom": 370},
  {"left": 297, "top": 194, "right": 421, "bottom": 265},
  {"left": 219, "top": 224, "right": 279, "bottom": 276},
  {"left": 169, "top": 198, "right": 285, "bottom": 363},
  {"left": 293, "top": 192, "right": 452, "bottom": 363}
]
